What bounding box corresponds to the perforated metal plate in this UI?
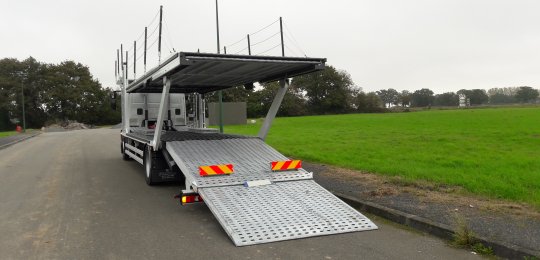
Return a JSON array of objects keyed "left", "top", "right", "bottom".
[
  {"left": 166, "top": 139, "right": 312, "bottom": 187},
  {"left": 199, "top": 180, "right": 378, "bottom": 246}
]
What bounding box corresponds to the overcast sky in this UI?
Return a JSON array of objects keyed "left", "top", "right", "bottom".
[{"left": 2, "top": 0, "right": 539, "bottom": 93}]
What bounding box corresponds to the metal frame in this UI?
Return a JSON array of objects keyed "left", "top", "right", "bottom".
[
  {"left": 150, "top": 77, "right": 171, "bottom": 150},
  {"left": 126, "top": 52, "right": 325, "bottom": 94},
  {"left": 258, "top": 79, "right": 289, "bottom": 140}
]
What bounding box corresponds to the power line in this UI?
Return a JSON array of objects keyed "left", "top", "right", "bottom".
[
  {"left": 147, "top": 24, "right": 160, "bottom": 40},
  {"left": 225, "top": 36, "right": 246, "bottom": 49},
  {"left": 250, "top": 31, "right": 280, "bottom": 46},
  {"left": 224, "top": 18, "right": 279, "bottom": 51},
  {"left": 163, "top": 20, "right": 176, "bottom": 52},
  {"left": 233, "top": 46, "right": 249, "bottom": 55},
  {"left": 146, "top": 9, "right": 161, "bottom": 29},
  {"left": 285, "top": 45, "right": 301, "bottom": 57},
  {"left": 283, "top": 22, "right": 307, "bottom": 56},
  {"left": 250, "top": 18, "right": 279, "bottom": 35},
  {"left": 255, "top": 43, "right": 281, "bottom": 55},
  {"left": 134, "top": 30, "right": 145, "bottom": 43},
  {"left": 148, "top": 36, "right": 159, "bottom": 50},
  {"left": 284, "top": 32, "right": 306, "bottom": 57}
]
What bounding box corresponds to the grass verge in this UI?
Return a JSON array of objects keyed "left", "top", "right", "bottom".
[
  {"left": 0, "top": 131, "right": 18, "bottom": 138},
  {"left": 219, "top": 107, "right": 540, "bottom": 207}
]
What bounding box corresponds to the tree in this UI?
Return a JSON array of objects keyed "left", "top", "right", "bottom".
[
  {"left": 205, "top": 85, "right": 251, "bottom": 103},
  {"left": 398, "top": 90, "right": 412, "bottom": 107},
  {"left": 0, "top": 57, "right": 120, "bottom": 130},
  {"left": 292, "top": 65, "right": 357, "bottom": 114},
  {"left": 411, "top": 88, "right": 434, "bottom": 107},
  {"left": 434, "top": 92, "right": 459, "bottom": 106},
  {"left": 489, "top": 93, "right": 515, "bottom": 104},
  {"left": 487, "top": 88, "right": 516, "bottom": 104},
  {"left": 247, "top": 81, "right": 307, "bottom": 118},
  {"left": 515, "top": 86, "right": 539, "bottom": 103},
  {"left": 353, "top": 91, "right": 384, "bottom": 112},
  {"left": 376, "top": 88, "right": 399, "bottom": 108},
  {"left": 0, "top": 57, "right": 49, "bottom": 128}
]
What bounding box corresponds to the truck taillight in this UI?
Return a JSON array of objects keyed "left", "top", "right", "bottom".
[{"left": 180, "top": 193, "right": 203, "bottom": 205}]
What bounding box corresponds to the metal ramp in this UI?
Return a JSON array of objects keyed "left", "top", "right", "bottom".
[
  {"left": 166, "top": 137, "right": 378, "bottom": 246},
  {"left": 199, "top": 180, "right": 377, "bottom": 246},
  {"left": 166, "top": 138, "right": 312, "bottom": 187}
]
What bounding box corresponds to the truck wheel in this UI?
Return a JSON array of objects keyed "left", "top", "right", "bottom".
[
  {"left": 144, "top": 146, "right": 156, "bottom": 185},
  {"left": 121, "top": 141, "right": 130, "bottom": 161}
]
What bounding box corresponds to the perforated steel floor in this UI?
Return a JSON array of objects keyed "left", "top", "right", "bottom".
[
  {"left": 199, "top": 180, "right": 378, "bottom": 246},
  {"left": 127, "top": 130, "right": 250, "bottom": 143},
  {"left": 166, "top": 139, "right": 312, "bottom": 187}
]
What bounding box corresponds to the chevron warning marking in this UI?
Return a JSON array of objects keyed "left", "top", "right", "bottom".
[
  {"left": 271, "top": 160, "right": 302, "bottom": 171},
  {"left": 199, "top": 164, "right": 234, "bottom": 176}
]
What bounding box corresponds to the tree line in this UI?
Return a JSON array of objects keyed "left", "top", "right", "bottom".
[
  {"left": 209, "top": 65, "right": 540, "bottom": 118},
  {"left": 375, "top": 87, "right": 539, "bottom": 107},
  {"left": 1, "top": 57, "right": 538, "bottom": 131},
  {"left": 0, "top": 57, "right": 119, "bottom": 131},
  {"left": 207, "top": 65, "right": 385, "bottom": 118}
]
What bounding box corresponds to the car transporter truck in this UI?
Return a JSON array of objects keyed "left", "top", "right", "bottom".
[{"left": 116, "top": 51, "right": 377, "bottom": 246}]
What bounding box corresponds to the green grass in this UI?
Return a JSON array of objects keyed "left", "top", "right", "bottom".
[
  {"left": 0, "top": 131, "right": 18, "bottom": 138},
  {"left": 220, "top": 107, "right": 540, "bottom": 207}
]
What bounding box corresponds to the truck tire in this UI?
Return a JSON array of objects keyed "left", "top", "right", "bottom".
[{"left": 144, "top": 145, "right": 157, "bottom": 185}]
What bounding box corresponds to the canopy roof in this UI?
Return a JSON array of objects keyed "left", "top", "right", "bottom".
[{"left": 126, "top": 52, "right": 326, "bottom": 93}]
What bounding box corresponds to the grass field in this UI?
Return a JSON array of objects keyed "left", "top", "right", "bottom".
[
  {"left": 0, "top": 131, "right": 18, "bottom": 138},
  {"left": 221, "top": 107, "right": 540, "bottom": 207}
]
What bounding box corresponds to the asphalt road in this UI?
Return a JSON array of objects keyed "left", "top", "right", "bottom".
[{"left": 0, "top": 129, "right": 481, "bottom": 260}]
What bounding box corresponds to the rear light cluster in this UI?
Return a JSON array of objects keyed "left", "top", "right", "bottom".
[{"left": 176, "top": 192, "right": 203, "bottom": 205}]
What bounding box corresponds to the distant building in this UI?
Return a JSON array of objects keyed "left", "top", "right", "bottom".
[{"left": 459, "top": 94, "right": 468, "bottom": 107}]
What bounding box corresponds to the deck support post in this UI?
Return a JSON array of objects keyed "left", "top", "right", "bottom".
[
  {"left": 258, "top": 78, "right": 289, "bottom": 141},
  {"left": 152, "top": 76, "right": 171, "bottom": 150}
]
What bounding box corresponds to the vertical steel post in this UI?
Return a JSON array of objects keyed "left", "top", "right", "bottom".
[
  {"left": 133, "top": 41, "right": 136, "bottom": 78},
  {"left": 216, "top": 0, "right": 223, "bottom": 133},
  {"left": 158, "top": 5, "right": 163, "bottom": 64},
  {"left": 247, "top": 34, "right": 251, "bottom": 55},
  {"left": 115, "top": 60, "right": 117, "bottom": 78},
  {"left": 116, "top": 49, "right": 120, "bottom": 76},
  {"left": 21, "top": 78, "right": 26, "bottom": 133},
  {"left": 125, "top": 51, "right": 128, "bottom": 81},
  {"left": 215, "top": 0, "right": 220, "bottom": 54},
  {"left": 218, "top": 92, "right": 223, "bottom": 132},
  {"left": 144, "top": 27, "right": 147, "bottom": 73},
  {"left": 120, "top": 44, "right": 124, "bottom": 74},
  {"left": 280, "top": 17, "right": 285, "bottom": 57},
  {"left": 120, "top": 45, "right": 128, "bottom": 133},
  {"left": 224, "top": 46, "right": 227, "bottom": 54}
]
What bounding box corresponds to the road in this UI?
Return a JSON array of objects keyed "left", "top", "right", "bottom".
[{"left": 0, "top": 129, "right": 481, "bottom": 259}]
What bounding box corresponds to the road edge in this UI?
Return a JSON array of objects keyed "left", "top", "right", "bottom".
[
  {"left": 334, "top": 191, "right": 540, "bottom": 259},
  {"left": 0, "top": 132, "right": 41, "bottom": 150}
]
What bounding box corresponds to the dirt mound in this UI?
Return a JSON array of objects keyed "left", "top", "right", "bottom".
[{"left": 43, "top": 120, "right": 93, "bottom": 131}]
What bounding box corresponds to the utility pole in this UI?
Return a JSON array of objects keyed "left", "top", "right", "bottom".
[{"left": 216, "top": 0, "right": 223, "bottom": 133}]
